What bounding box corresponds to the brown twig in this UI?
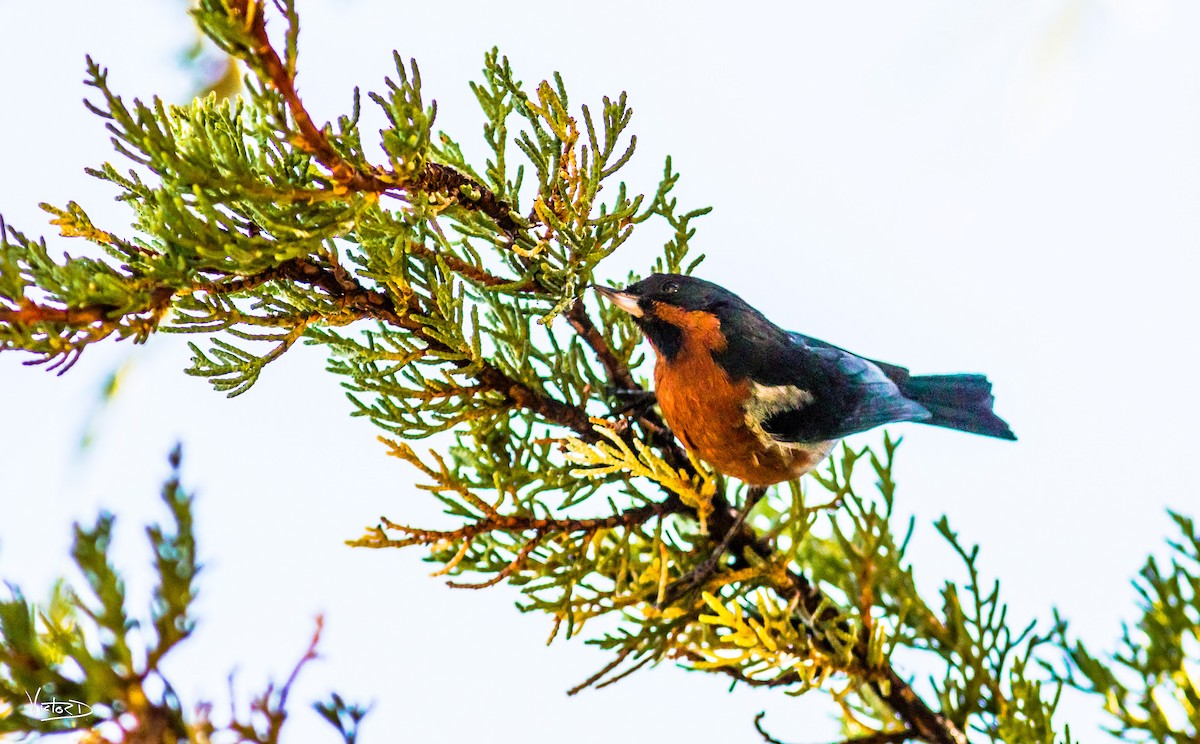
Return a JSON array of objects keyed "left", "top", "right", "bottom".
[
  {"left": 753, "top": 712, "right": 915, "bottom": 744},
  {"left": 269, "top": 615, "right": 324, "bottom": 740},
  {"left": 235, "top": 1, "right": 520, "bottom": 232},
  {"left": 366, "top": 495, "right": 683, "bottom": 549},
  {"left": 649, "top": 477, "right": 963, "bottom": 744},
  {"left": 676, "top": 651, "right": 803, "bottom": 689},
  {"left": 0, "top": 284, "right": 175, "bottom": 330},
  {"left": 406, "top": 242, "right": 537, "bottom": 291},
  {"left": 237, "top": 1, "right": 388, "bottom": 193},
  {"left": 592, "top": 652, "right": 656, "bottom": 690},
  {"left": 2, "top": 286, "right": 175, "bottom": 373},
  {"left": 0, "top": 304, "right": 111, "bottom": 327},
  {"left": 225, "top": 615, "right": 324, "bottom": 744},
  {"left": 782, "top": 571, "right": 965, "bottom": 744},
  {"left": 873, "top": 668, "right": 963, "bottom": 744},
  {"left": 754, "top": 712, "right": 790, "bottom": 744},
  {"left": 291, "top": 256, "right": 593, "bottom": 434},
  {"left": 563, "top": 299, "right": 680, "bottom": 450},
  {"left": 267, "top": 255, "right": 597, "bottom": 438},
  {"left": 565, "top": 299, "right": 637, "bottom": 391},
  {"left": 446, "top": 533, "right": 544, "bottom": 589},
  {"left": 567, "top": 646, "right": 636, "bottom": 696},
  {"left": 413, "top": 163, "right": 520, "bottom": 233},
  {"left": 567, "top": 624, "right": 680, "bottom": 698}
]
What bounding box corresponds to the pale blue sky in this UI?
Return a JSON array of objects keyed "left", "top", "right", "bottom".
[{"left": 1, "top": 1, "right": 1198, "bottom": 741}]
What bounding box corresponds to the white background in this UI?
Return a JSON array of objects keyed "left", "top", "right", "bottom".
[{"left": 1, "top": 1, "right": 1198, "bottom": 741}]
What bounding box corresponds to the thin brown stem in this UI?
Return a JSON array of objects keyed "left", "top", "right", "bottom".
[
  {"left": 0, "top": 304, "right": 111, "bottom": 327},
  {"left": 234, "top": 1, "right": 520, "bottom": 231},
  {"left": 446, "top": 533, "right": 544, "bottom": 589},
  {"left": 267, "top": 615, "right": 324, "bottom": 742},
  {"left": 237, "top": 1, "right": 388, "bottom": 193},
  {"left": 754, "top": 712, "right": 915, "bottom": 744},
  {"left": 406, "top": 242, "right": 537, "bottom": 291},
  {"left": 565, "top": 299, "right": 636, "bottom": 391},
  {"left": 593, "top": 653, "right": 656, "bottom": 690},
  {"left": 783, "top": 571, "right": 966, "bottom": 744},
  {"left": 270, "top": 255, "right": 597, "bottom": 438},
  {"left": 1, "top": 285, "right": 174, "bottom": 329},
  {"left": 677, "top": 651, "right": 802, "bottom": 689},
  {"left": 567, "top": 646, "right": 637, "bottom": 696},
  {"left": 366, "top": 494, "right": 683, "bottom": 549}
]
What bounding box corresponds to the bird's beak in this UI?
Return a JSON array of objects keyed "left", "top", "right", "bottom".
[{"left": 591, "top": 284, "right": 643, "bottom": 317}]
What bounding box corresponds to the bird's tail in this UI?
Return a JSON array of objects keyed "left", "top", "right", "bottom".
[{"left": 901, "top": 374, "right": 1016, "bottom": 440}]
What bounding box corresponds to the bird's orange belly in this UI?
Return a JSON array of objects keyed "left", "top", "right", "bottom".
[{"left": 654, "top": 354, "right": 831, "bottom": 486}]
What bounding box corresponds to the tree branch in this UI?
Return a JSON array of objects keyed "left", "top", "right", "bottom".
[
  {"left": 406, "top": 242, "right": 537, "bottom": 291},
  {"left": 238, "top": 1, "right": 387, "bottom": 194},
  {"left": 677, "top": 651, "right": 803, "bottom": 689},
  {"left": 0, "top": 304, "right": 111, "bottom": 327},
  {"left": 566, "top": 299, "right": 636, "bottom": 391},
  {"left": 358, "top": 495, "right": 684, "bottom": 550},
  {"left": 0, "top": 286, "right": 175, "bottom": 330},
  {"left": 413, "top": 163, "right": 520, "bottom": 233},
  {"left": 754, "top": 712, "right": 916, "bottom": 744},
  {"left": 784, "top": 571, "right": 966, "bottom": 744},
  {"left": 266, "top": 256, "right": 598, "bottom": 438},
  {"left": 234, "top": 0, "right": 520, "bottom": 232}
]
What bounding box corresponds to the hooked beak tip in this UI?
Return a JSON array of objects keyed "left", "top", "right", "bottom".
[{"left": 591, "top": 284, "right": 643, "bottom": 318}]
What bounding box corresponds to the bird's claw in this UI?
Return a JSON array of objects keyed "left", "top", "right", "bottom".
[{"left": 608, "top": 388, "right": 657, "bottom": 418}]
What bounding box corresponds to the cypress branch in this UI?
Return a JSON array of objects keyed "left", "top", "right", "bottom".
[{"left": 7, "top": 2, "right": 1177, "bottom": 743}]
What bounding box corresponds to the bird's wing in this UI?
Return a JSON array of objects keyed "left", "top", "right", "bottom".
[
  {"left": 748, "top": 332, "right": 931, "bottom": 444},
  {"left": 786, "top": 332, "right": 911, "bottom": 385}
]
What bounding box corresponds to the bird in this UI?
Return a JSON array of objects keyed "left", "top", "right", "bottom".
[{"left": 592, "top": 274, "right": 1015, "bottom": 486}]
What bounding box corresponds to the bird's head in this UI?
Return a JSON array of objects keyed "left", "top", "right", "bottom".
[{"left": 592, "top": 273, "right": 760, "bottom": 360}]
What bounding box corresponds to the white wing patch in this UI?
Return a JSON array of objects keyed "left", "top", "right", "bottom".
[
  {"left": 744, "top": 383, "right": 813, "bottom": 446},
  {"left": 743, "top": 382, "right": 836, "bottom": 475}
]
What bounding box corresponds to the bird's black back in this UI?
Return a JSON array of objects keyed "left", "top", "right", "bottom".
[{"left": 707, "top": 299, "right": 929, "bottom": 443}]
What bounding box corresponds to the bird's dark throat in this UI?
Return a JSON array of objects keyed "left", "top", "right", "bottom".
[{"left": 636, "top": 317, "right": 683, "bottom": 361}]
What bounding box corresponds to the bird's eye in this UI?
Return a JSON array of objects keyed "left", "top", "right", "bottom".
[{"left": 661, "top": 281, "right": 680, "bottom": 294}]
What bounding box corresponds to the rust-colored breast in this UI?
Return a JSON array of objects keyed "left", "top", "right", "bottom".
[{"left": 649, "top": 305, "right": 828, "bottom": 486}]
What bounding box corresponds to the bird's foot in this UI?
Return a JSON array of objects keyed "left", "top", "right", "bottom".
[{"left": 607, "top": 387, "right": 657, "bottom": 419}]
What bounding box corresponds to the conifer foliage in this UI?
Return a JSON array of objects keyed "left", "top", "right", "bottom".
[
  {"left": 0, "top": 448, "right": 365, "bottom": 742},
  {"left": 0, "top": 2, "right": 1196, "bottom": 742}
]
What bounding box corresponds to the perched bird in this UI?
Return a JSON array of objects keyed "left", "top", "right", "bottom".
[{"left": 593, "top": 274, "right": 1015, "bottom": 486}]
